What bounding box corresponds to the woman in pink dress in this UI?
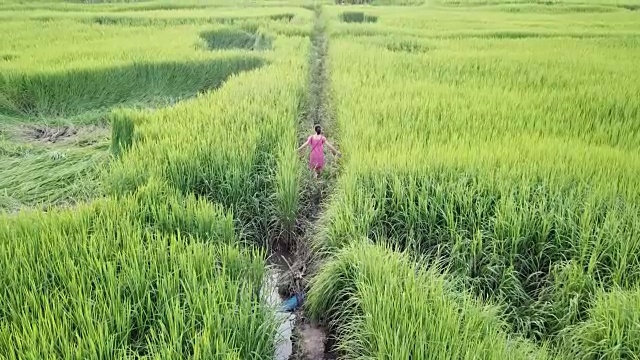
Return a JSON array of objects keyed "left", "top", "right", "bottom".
[{"left": 297, "top": 125, "right": 340, "bottom": 178}]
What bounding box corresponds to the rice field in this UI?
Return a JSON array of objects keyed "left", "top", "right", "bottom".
[
  {"left": 309, "top": 1, "right": 640, "bottom": 358},
  {"left": 1, "top": 1, "right": 311, "bottom": 357},
  {"left": 1, "top": 0, "right": 640, "bottom": 358}
]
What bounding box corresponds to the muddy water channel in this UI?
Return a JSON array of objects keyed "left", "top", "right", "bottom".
[{"left": 263, "top": 253, "right": 297, "bottom": 360}]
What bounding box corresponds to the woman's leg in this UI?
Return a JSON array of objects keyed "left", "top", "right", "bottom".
[{"left": 310, "top": 160, "right": 322, "bottom": 179}]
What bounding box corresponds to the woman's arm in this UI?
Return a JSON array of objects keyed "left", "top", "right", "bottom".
[
  {"left": 325, "top": 140, "right": 341, "bottom": 156},
  {"left": 297, "top": 138, "right": 310, "bottom": 152}
]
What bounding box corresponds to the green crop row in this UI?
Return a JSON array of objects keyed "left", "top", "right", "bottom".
[
  {"left": 0, "top": 0, "right": 313, "bottom": 12},
  {"left": 0, "top": 179, "right": 275, "bottom": 359},
  {"left": 307, "top": 241, "right": 557, "bottom": 359},
  {"left": 104, "top": 33, "right": 309, "bottom": 242},
  {"left": 308, "top": 240, "right": 640, "bottom": 359},
  {"left": 1, "top": 11, "right": 311, "bottom": 237},
  {"left": 1, "top": 5, "right": 314, "bottom": 358},
  {"left": 0, "top": 15, "right": 309, "bottom": 118},
  {"left": 307, "top": 4, "right": 640, "bottom": 358}
]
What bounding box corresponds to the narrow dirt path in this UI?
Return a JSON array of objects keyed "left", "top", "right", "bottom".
[
  {"left": 266, "top": 5, "right": 337, "bottom": 359},
  {"left": 283, "top": 5, "right": 338, "bottom": 360}
]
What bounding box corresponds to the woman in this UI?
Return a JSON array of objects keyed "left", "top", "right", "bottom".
[{"left": 297, "top": 125, "right": 340, "bottom": 177}]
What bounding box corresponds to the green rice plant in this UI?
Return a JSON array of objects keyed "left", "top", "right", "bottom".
[
  {"left": 104, "top": 34, "right": 310, "bottom": 244},
  {"left": 307, "top": 241, "right": 560, "bottom": 359},
  {"left": 1, "top": 5, "right": 314, "bottom": 357},
  {"left": 561, "top": 287, "right": 640, "bottom": 360},
  {"left": 125, "top": 178, "right": 239, "bottom": 241},
  {"left": 111, "top": 110, "right": 134, "bottom": 157},
  {"left": 0, "top": 14, "right": 311, "bottom": 120},
  {"left": 436, "top": 0, "right": 640, "bottom": 7},
  {"left": 0, "top": 1, "right": 314, "bottom": 12},
  {"left": 1, "top": 9, "right": 312, "bottom": 232},
  {"left": 335, "top": 0, "right": 425, "bottom": 4},
  {"left": 314, "top": 2, "right": 640, "bottom": 349},
  {"left": 0, "top": 56, "right": 264, "bottom": 118},
  {"left": 0, "top": 6, "right": 313, "bottom": 25},
  {"left": 273, "top": 141, "right": 303, "bottom": 244},
  {"left": 319, "top": 171, "right": 640, "bottom": 327},
  {"left": 0, "top": 138, "right": 109, "bottom": 212},
  {"left": 88, "top": 13, "right": 296, "bottom": 27},
  {"left": 328, "top": 6, "right": 640, "bottom": 38},
  {"left": 0, "top": 181, "right": 274, "bottom": 359},
  {"left": 539, "top": 261, "right": 599, "bottom": 337}
]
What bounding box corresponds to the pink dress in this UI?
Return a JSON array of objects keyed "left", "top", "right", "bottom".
[{"left": 308, "top": 135, "right": 326, "bottom": 170}]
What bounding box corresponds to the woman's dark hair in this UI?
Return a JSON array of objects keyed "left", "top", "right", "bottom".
[{"left": 315, "top": 125, "right": 322, "bottom": 135}]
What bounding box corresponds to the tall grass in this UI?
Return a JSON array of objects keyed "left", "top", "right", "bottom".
[
  {"left": 0, "top": 18, "right": 284, "bottom": 123},
  {"left": 0, "top": 0, "right": 314, "bottom": 12},
  {"left": 105, "top": 34, "right": 309, "bottom": 244},
  {"left": 0, "top": 7, "right": 312, "bottom": 26},
  {"left": 1, "top": 10, "right": 312, "bottom": 238},
  {"left": 0, "top": 56, "right": 264, "bottom": 118},
  {"left": 111, "top": 111, "right": 135, "bottom": 157},
  {"left": 308, "top": 3, "right": 640, "bottom": 355},
  {"left": 0, "top": 180, "right": 275, "bottom": 359},
  {"left": 0, "top": 135, "right": 109, "bottom": 211},
  {"left": 321, "top": 171, "right": 640, "bottom": 338},
  {"left": 335, "top": 0, "right": 425, "bottom": 5},
  {"left": 0, "top": 17, "right": 268, "bottom": 210},
  {"left": 329, "top": 6, "right": 640, "bottom": 38},
  {"left": 436, "top": 0, "right": 640, "bottom": 7},
  {"left": 200, "top": 28, "right": 273, "bottom": 51},
  {"left": 561, "top": 287, "right": 640, "bottom": 359},
  {"left": 307, "top": 241, "right": 558, "bottom": 359},
  {"left": 1, "top": 4, "right": 314, "bottom": 357}
]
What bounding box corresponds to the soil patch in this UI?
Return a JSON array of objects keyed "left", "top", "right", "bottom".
[
  {"left": 27, "top": 126, "right": 77, "bottom": 143},
  {"left": 19, "top": 124, "right": 109, "bottom": 146},
  {"left": 299, "top": 322, "right": 328, "bottom": 359}
]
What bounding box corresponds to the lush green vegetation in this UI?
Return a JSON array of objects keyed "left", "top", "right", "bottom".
[
  {"left": 1, "top": 2, "right": 312, "bottom": 357},
  {"left": 0, "top": 132, "right": 109, "bottom": 210},
  {"left": 0, "top": 4, "right": 310, "bottom": 216},
  {"left": 307, "top": 1, "right": 640, "bottom": 359},
  {"left": 2, "top": 0, "right": 640, "bottom": 358},
  {"left": 103, "top": 33, "right": 309, "bottom": 242},
  {"left": 0, "top": 180, "right": 274, "bottom": 359},
  {"left": 308, "top": 241, "right": 555, "bottom": 359}
]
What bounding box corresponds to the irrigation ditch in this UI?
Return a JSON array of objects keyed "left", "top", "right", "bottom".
[{"left": 264, "top": 5, "right": 338, "bottom": 360}]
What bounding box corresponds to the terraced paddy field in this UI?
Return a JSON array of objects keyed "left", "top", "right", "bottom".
[{"left": 1, "top": 0, "right": 639, "bottom": 359}]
